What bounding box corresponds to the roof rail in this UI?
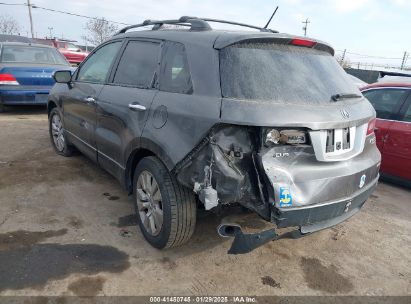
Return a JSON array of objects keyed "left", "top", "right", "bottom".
[{"left": 115, "top": 16, "right": 278, "bottom": 35}]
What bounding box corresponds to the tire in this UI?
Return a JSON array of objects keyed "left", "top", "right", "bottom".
[
  {"left": 49, "top": 108, "right": 74, "bottom": 157},
  {"left": 133, "top": 156, "right": 197, "bottom": 249},
  {"left": 0, "top": 103, "right": 5, "bottom": 113}
]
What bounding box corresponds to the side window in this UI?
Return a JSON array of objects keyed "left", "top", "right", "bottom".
[
  {"left": 159, "top": 42, "right": 193, "bottom": 94},
  {"left": 77, "top": 42, "right": 122, "bottom": 84},
  {"left": 400, "top": 92, "right": 411, "bottom": 122},
  {"left": 363, "top": 89, "right": 408, "bottom": 119},
  {"left": 113, "top": 41, "right": 159, "bottom": 88}
]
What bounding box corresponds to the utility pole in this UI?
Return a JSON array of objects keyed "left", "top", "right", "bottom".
[
  {"left": 27, "top": 0, "right": 34, "bottom": 38},
  {"left": 48, "top": 27, "right": 53, "bottom": 39},
  {"left": 401, "top": 51, "right": 408, "bottom": 70},
  {"left": 302, "top": 18, "right": 310, "bottom": 36},
  {"left": 340, "top": 49, "right": 347, "bottom": 66}
]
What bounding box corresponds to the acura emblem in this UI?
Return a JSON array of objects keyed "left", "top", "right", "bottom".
[{"left": 341, "top": 109, "right": 350, "bottom": 119}]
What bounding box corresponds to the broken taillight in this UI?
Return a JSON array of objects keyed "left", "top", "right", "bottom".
[
  {"left": 0, "top": 73, "right": 19, "bottom": 85},
  {"left": 265, "top": 129, "right": 307, "bottom": 146},
  {"left": 367, "top": 118, "right": 376, "bottom": 135}
]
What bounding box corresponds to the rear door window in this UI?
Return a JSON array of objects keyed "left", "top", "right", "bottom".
[
  {"left": 399, "top": 92, "right": 411, "bottom": 122},
  {"left": 113, "top": 41, "right": 160, "bottom": 88},
  {"left": 77, "top": 41, "right": 122, "bottom": 84},
  {"left": 362, "top": 88, "right": 409, "bottom": 119},
  {"left": 159, "top": 42, "right": 193, "bottom": 94}
]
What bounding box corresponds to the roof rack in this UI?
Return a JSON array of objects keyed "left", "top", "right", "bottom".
[{"left": 115, "top": 16, "right": 278, "bottom": 35}]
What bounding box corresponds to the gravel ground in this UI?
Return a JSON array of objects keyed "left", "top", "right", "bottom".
[{"left": 0, "top": 107, "right": 410, "bottom": 297}]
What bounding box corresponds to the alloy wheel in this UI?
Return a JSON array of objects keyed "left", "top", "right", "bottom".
[{"left": 136, "top": 170, "right": 163, "bottom": 236}]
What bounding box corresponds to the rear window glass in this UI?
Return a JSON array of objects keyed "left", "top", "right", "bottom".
[
  {"left": 219, "top": 43, "right": 359, "bottom": 104},
  {"left": 1, "top": 45, "right": 68, "bottom": 65}
]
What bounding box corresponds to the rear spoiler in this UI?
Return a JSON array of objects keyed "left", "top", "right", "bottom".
[
  {"left": 213, "top": 34, "right": 334, "bottom": 56},
  {"left": 379, "top": 71, "right": 411, "bottom": 78}
]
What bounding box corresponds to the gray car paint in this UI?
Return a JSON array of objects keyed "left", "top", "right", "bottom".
[{"left": 48, "top": 28, "right": 381, "bottom": 233}]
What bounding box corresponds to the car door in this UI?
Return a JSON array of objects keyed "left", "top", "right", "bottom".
[
  {"left": 362, "top": 87, "right": 409, "bottom": 175},
  {"left": 382, "top": 90, "right": 411, "bottom": 180},
  {"left": 62, "top": 41, "right": 122, "bottom": 161},
  {"left": 96, "top": 40, "right": 161, "bottom": 180}
]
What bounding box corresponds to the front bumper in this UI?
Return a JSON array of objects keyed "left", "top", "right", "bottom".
[
  {"left": 272, "top": 175, "right": 378, "bottom": 230},
  {"left": 0, "top": 87, "right": 50, "bottom": 105}
]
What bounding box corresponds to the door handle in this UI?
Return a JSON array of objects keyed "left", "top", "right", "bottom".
[
  {"left": 128, "top": 103, "right": 146, "bottom": 111},
  {"left": 84, "top": 97, "right": 96, "bottom": 103}
]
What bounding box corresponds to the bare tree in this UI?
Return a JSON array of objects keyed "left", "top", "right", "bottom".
[
  {"left": 82, "top": 18, "right": 118, "bottom": 46},
  {"left": 0, "top": 14, "right": 20, "bottom": 35}
]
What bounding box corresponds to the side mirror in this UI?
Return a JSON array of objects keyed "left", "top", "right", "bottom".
[{"left": 53, "top": 70, "right": 72, "bottom": 83}]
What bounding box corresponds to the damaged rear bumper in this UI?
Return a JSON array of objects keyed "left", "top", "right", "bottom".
[
  {"left": 221, "top": 176, "right": 378, "bottom": 254},
  {"left": 273, "top": 175, "right": 378, "bottom": 230}
]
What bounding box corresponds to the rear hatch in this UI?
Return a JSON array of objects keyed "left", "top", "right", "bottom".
[{"left": 217, "top": 37, "right": 379, "bottom": 208}]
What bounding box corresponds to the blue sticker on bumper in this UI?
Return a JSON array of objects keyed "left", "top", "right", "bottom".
[{"left": 279, "top": 187, "right": 292, "bottom": 207}]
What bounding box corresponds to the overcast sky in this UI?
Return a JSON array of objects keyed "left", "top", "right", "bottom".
[{"left": 3, "top": 0, "right": 411, "bottom": 68}]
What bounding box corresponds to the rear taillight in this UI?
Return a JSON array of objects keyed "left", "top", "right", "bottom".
[
  {"left": 367, "top": 118, "right": 376, "bottom": 135},
  {"left": 290, "top": 38, "right": 316, "bottom": 48},
  {"left": 0, "top": 73, "right": 19, "bottom": 85}
]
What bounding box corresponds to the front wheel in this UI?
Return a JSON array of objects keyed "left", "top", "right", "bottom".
[
  {"left": 49, "top": 108, "right": 74, "bottom": 156},
  {"left": 133, "top": 156, "right": 197, "bottom": 249}
]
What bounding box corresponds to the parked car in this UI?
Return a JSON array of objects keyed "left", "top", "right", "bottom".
[
  {"left": 31, "top": 38, "right": 89, "bottom": 65},
  {"left": 48, "top": 17, "right": 381, "bottom": 253},
  {"left": 377, "top": 71, "right": 411, "bottom": 83},
  {"left": 0, "top": 42, "right": 72, "bottom": 112},
  {"left": 0, "top": 34, "right": 31, "bottom": 43},
  {"left": 361, "top": 82, "right": 411, "bottom": 185}
]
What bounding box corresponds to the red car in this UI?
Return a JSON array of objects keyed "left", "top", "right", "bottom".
[
  {"left": 31, "top": 38, "right": 89, "bottom": 65},
  {"left": 55, "top": 40, "right": 89, "bottom": 65},
  {"left": 361, "top": 82, "right": 411, "bottom": 185}
]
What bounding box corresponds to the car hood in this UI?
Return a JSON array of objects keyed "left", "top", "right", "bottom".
[{"left": 220, "top": 97, "right": 375, "bottom": 130}]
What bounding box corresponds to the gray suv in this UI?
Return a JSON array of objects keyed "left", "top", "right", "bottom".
[{"left": 48, "top": 17, "right": 381, "bottom": 253}]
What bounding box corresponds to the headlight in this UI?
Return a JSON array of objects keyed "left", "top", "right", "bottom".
[{"left": 265, "top": 129, "right": 307, "bottom": 147}]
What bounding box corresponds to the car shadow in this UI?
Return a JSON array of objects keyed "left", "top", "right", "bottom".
[{"left": 0, "top": 105, "right": 47, "bottom": 116}]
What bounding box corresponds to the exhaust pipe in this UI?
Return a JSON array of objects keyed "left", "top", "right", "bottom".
[{"left": 217, "top": 223, "right": 242, "bottom": 237}]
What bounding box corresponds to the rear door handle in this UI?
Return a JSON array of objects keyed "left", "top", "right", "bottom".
[
  {"left": 128, "top": 103, "right": 146, "bottom": 111},
  {"left": 84, "top": 97, "right": 96, "bottom": 103}
]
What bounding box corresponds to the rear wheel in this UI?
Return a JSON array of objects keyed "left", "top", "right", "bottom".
[
  {"left": 49, "top": 108, "right": 74, "bottom": 156},
  {"left": 133, "top": 156, "right": 197, "bottom": 249},
  {"left": 0, "top": 103, "right": 5, "bottom": 113}
]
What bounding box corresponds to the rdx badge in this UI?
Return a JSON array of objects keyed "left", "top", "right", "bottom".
[{"left": 273, "top": 152, "right": 290, "bottom": 158}]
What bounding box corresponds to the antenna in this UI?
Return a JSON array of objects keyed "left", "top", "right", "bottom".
[{"left": 263, "top": 6, "right": 279, "bottom": 29}]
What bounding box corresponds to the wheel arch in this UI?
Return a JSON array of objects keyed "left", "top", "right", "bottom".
[
  {"left": 125, "top": 138, "right": 176, "bottom": 194},
  {"left": 47, "top": 99, "right": 58, "bottom": 117}
]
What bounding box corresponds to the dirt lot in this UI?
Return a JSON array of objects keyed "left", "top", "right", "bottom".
[{"left": 0, "top": 107, "right": 410, "bottom": 297}]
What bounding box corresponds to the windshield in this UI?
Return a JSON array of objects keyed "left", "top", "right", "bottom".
[
  {"left": 1, "top": 45, "right": 69, "bottom": 65},
  {"left": 219, "top": 43, "right": 359, "bottom": 104}
]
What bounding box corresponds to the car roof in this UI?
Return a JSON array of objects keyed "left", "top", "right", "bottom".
[
  {"left": 361, "top": 82, "right": 411, "bottom": 91},
  {"left": 112, "top": 28, "right": 334, "bottom": 54},
  {"left": 0, "top": 42, "right": 55, "bottom": 48}
]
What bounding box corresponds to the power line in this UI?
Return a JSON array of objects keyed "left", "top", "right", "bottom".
[
  {"left": 335, "top": 49, "right": 403, "bottom": 60},
  {"left": 0, "top": 2, "right": 131, "bottom": 26}
]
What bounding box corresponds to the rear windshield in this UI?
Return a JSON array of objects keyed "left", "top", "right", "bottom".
[
  {"left": 0, "top": 45, "right": 68, "bottom": 65},
  {"left": 219, "top": 43, "right": 359, "bottom": 104}
]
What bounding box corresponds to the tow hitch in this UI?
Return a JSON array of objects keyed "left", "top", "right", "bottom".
[{"left": 218, "top": 223, "right": 306, "bottom": 254}]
